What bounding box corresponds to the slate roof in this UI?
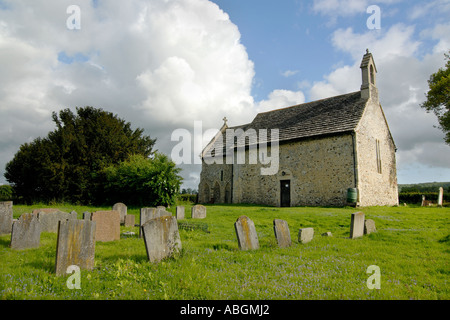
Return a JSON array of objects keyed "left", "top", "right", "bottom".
[{"left": 203, "top": 91, "right": 368, "bottom": 157}]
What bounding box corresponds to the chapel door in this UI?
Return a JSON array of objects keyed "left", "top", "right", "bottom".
[{"left": 280, "top": 180, "right": 291, "bottom": 207}]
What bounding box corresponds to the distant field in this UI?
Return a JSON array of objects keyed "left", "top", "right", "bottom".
[{"left": 1, "top": 204, "right": 449, "bottom": 300}]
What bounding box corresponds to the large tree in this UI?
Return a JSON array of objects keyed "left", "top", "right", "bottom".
[
  {"left": 5, "top": 107, "right": 156, "bottom": 204},
  {"left": 421, "top": 51, "right": 450, "bottom": 145}
]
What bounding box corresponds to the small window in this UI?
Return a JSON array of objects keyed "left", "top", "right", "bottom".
[
  {"left": 376, "top": 139, "right": 382, "bottom": 174},
  {"left": 220, "top": 170, "right": 224, "bottom": 181}
]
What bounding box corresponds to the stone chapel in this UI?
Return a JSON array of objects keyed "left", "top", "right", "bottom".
[{"left": 198, "top": 50, "right": 399, "bottom": 207}]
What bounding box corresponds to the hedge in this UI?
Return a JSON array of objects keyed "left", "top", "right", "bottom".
[{"left": 398, "top": 192, "right": 449, "bottom": 204}]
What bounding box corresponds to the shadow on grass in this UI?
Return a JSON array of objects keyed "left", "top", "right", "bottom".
[{"left": 0, "top": 237, "right": 11, "bottom": 248}]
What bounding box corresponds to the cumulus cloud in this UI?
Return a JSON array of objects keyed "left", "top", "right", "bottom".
[
  {"left": 0, "top": 0, "right": 259, "bottom": 189},
  {"left": 308, "top": 23, "right": 450, "bottom": 176}
]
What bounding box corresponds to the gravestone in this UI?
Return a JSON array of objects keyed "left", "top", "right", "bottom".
[
  {"left": 191, "top": 205, "right": 207, "bottom": 219},
  {"left": 124, "top": 214, "right": 135, "bottom": 227},
  {"left": 139, "top": 208, "right": 157, "bottom": 238},
  {"left": 112, "top": 203, "right": 127, "bottom": 224},
  {"left": 0, "top": 201, "right": 13, "bottom": 235},
  {"left": 176, "top": 206, "right": 185, "bottom": 220},
  {"left": 298, "top": 228, "right": 314, "bottom": 244},
  {"left": 322, "top": 231, "right": 333, "bottom": 237},
  {"left": 90, "top": 210, "right": 120, "bottom": 242},
  {"left": 438, "top": 187, "right": 444, "bottom": 207},
  {"left": 234, "top": 216, "right": 259, "bottom": 250},
  {"left": 350, "top": 212, "right": 365, "bottom": 239},
  {"left": 273, "top": 219, "right": 291, "bottom": 248},
  {"left": 10, "top": 213, "right": 41, "bottom": 250},
  {"left": 156, "top": 206, "right": 166, "bottom": 211},
  {"left": 421, "top": 195, "right": 426, "bottom": 207},
  {"left": 364, "top": 219, "right": 377, "bottom": 234},
  {"left": 37, "top": 211, "right": 77, "bottom": 233},
  {"left": 142, "top": 216, "right": 182, "bottom": 263},
  {"left": 83, "top": 211, "right": 91, "bottom": 220},
  {"left": 32, "top": 208, "right": 60, "bottom": 215},
  {"left": 55, "top": 219, "right": 96, "bottom": 276}
]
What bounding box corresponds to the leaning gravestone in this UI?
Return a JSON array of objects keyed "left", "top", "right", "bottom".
[
  {"left": 364, "top": 219, "right": 377, "bottom": 234},
  {"left": 438, "top": 187, "right": 444, "bottom": 207},
  {"left": 112, "top": 203, "right": 127, "bottom": 224},
  {"left": 234, "top": 216, "right": 259, "bottom": 250},
  {"left": 0, "top": 201, "right": 13, "bottom": 235},
  {"left": 90, "top": 210, "right": 120, "bottom": 242},
  {"left": 273, "top": 219, "right": 291, "bottom": 248},
  {"left": 298, "top": 228, "right": 314, "bottom": 244},
  {"left": 37, "top": 211, "right": 77, "bottom": 233},
  {"left": 350, "top": 212, "right": 365, "bottom": 239},
  {"left": 55, "top": 219, "right": 96, "bottom": 276},
  {"left": 176, "top": 206, "right": 185, "bottom": 220},
  {"left": 191, "top": 205, "right": 207, "bottom": 219},
  {"left": 142, "top": 216, "right": 182, "bottom": 263},
  {"left": 10, "top": 213, "right": 41, "bottom": 250}
]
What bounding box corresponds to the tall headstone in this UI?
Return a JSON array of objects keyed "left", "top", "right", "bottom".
[
  {"left": 176, "top": 206, "right": 185, "bottom": 220},
  {"left": 37, "top": 211, "right": 77, "bottom": 233},
  {"left": 55, "top": 219, "right": 96, "bottom": 276},
  {"left": 438, "top": 187, "right": 444, "bottom": 207},
  {"left": 234, "top": 216, "right": 259, "bottom": 250},
  {"left": 364, "top": 219, "right": 377, "bottom": 234},
  {"left": 0, "top": 201, "right": 13, "bottom": 235},
  {"left": 421, "top": 195, "right": 426, "bottom": 207},
  {"left": 112, "top": 203, "right": 127, "bottom": 224},
  {"left": 273, "top": 219, "right": 291, "bottom": 248},
  {"left": 191, "top": 205, "right": 207, "bottom": 219},
  {"left": 298, "top": 228, "right": 314, "bottom": 244},
  {"left": 350, "top": 212, "right": 365, "bottom": 239},
  {"left": 10, "top": 213, "right": 41, "bottom": 250},
  {"left": 142, "top": 216, "right": 182, "bottom": 263},
  {"left": 90, "top": 210, "right": 120, "bottom": 242}
]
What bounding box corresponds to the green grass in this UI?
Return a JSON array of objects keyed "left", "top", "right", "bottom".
[{"left": 1, "top": 204, "right": 449, "bottom": 300}]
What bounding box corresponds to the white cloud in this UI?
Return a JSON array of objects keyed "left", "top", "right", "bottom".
[
  {"left": 0, "top": 0, "right": 257, "bottom": 188},
  {"left": 308, "top": 23, "right": 450, "bottom": 174},
  {"left": 256, "top": 89, "right": 306, "bottom": 113},
  {"left": 281, "top": 70, "right": 299, "bottom": 77}
]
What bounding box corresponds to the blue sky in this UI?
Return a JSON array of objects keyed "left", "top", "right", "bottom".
[{"left": 0, "top": 0, "right": 449, "bottom": 189}]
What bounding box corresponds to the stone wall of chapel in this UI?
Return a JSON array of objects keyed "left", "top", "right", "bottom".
[{"left": 355, "top": 99, "right": 399, "bottom": 206}]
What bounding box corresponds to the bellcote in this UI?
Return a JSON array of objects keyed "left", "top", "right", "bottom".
[{"left": 360, "top": 49, "right": 378, "bottom": 100}]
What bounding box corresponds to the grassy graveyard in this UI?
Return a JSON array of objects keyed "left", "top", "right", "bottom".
[{"left": 0, "top": 204, "right": 449, "bottom": 300}]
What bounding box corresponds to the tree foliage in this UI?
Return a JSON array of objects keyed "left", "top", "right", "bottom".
[
  {"left": 421, "top": 51, "right": 450, "bottom": 145},
  {"left": 102, "top": 153, "right": 182, "bottom": 207},
  {"left": 5, "top": 107, "right": 156, "bottom": 204}
]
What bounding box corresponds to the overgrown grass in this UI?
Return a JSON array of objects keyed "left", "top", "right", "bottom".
[{"left": 0, "top": 204, "right": 448, "bottom": 300}]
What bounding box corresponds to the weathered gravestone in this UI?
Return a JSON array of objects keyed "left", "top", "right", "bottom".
[
  {"left": 298, "top": 228, "right": 314, "bottom": 244},
  {"left": 234, "top": 216, "right": 259, "bottom": 250},
  {"left": 176, "top": 206, "right": 185, "bottom": 220},
  {"left": 438, "top": 187, "right": 444, "bottom": 207},
  {"left": 10, "top": 213, "right": 41, "bottom": 250},
  {"left": 55, "top": 219, "right": 96, "bottom": 276},
  {"left": 32, "top": 208, "right": 60, "bottom": 215},
  {"left": 90, "top": 210, "right": 120, "bottom": 242},
  {"left": 0, "top": 201, "right": 13, "bottom": 235},
  {"left": 83, "top": 211, "right": 91, "bottom": 220},
  {"left": 112, "top": 203, "right": 127, "bottom": 224},
  {"left": 37, "top": 211, "right": 77, "bottom": 233},
  {"left": 350, "top": 212, "right": 365, "bottom": 239},
  {"left": 191, "top": 205, "right": 207, "bottom": 219},
  {"left": 273, "top": 219, "right": 291, "bottom": 248},
  {"left": 139, "top": 208, "right": 172, "bottom": 238},
  {"left": 124, "top": 214, "right": 135, "bottom": 227},
  {"left": 364, "top": 219, "right": 377, "bottom": 234},
  {"left": 142, "top": 216, "right": 182, "bottom": 263},
  {"left": 156, "top": 206, "right": 166, "bottom": 211},
  {"left": 322, "top": 231, "right": 333, "bottom": 237}
]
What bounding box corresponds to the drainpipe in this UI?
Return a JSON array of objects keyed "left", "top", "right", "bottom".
[{"left": 351, "top": 131, "right": 359, "bottom": 202}]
